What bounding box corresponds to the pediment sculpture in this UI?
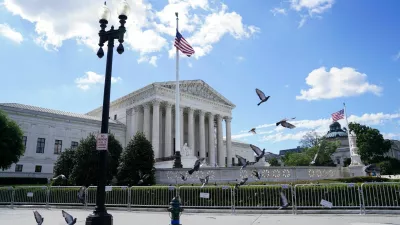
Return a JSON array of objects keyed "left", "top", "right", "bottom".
[{"left": 182, "top": 143, "right": 193, "bottom": 156}]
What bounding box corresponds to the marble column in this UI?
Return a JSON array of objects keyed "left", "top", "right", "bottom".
[
  {"left": 152, "top": 100, "right": 160, "bottom": 159},
  {"left": 143, "top": 103, "right": 151, "bottom": 140},
  {"left": 188, "top": 107, "right": 195, "bottom": 153},
  {"left": 133, "top": 106, "right": 141, "bottom": 135},
  {"left": 225, "top": 116, "right": 232, "bottom": 167},
  {"left": 180, "top": 107, "right": 184, "bottom": 148},
  {"left": 199, "top": 110, "right": 206, "bottom": 158},
  {"left": 207, "top": 113, "right": 215, "bottom": 166},
  {"left": 126, "top": 108, "right": 133, "bottom": 144},
  {"left": 164, "top": 102, "right": 173, "bottom": 157},
  {"left": 216, "top": 114, "right": 224, "bottom": 167}
]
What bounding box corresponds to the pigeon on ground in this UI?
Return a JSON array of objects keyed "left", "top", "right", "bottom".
[
  {"left": 248, "top": 128, "right": 256, "bottom": 134},
  {"left": 255, "top": 88, "right": 270, "bottom": 106},
  {"left": 278, "top": 192, "right": 289, "bottom": 210},
  {"left": 138, "top": 171, "right": 150, "bottom": 185},
  {"left": 236, "top": 155, "right": 249, "bottom": 170},
  {"left": 188, "top": 158, "right": 205, "bottom": 175},
  {"left": 62, "top": 210, "right": 77, "bottom": 225},
  {"left": 252, "top": 170, "right": 261, "bottom": 180},
  {"left": 179, "top": 173, "right": 187, "bottom": 181},
  {"left": 235, "top": 177, "right": 248, "bottom": 189},
  {"left": 33, "top": 211, "right": 44, "bottom": 225},
  {"left": 200, "top": 175, "right": 209, "bottom": 188},
  {"left": 250, "top": 144, "right": 266, "bottom": 162},
  {"left": 77, "top": 186, "right": 86, "bottom": 204},
  {"left": 276, "top": 118, "right": 296, "bottom": 129}
]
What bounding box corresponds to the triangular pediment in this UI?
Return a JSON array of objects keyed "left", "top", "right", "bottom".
[{"left": 156, "top": 80, "right": 235, "bottom": 107}]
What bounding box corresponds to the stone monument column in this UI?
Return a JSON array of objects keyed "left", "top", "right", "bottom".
[
  {"left": 207, "top": 113, "right": 215, "bottom": 166},
  {"left": 225, "top": 116, "right": 232, "bottom": 167},
  {"left": 188, "top": 107, "right": 195, "bottom": 153},
  {"left": 143, "top": 103, "right": 151, "bottom": 140},
  {"left": 199, "top": 110, "right": 206, "bottom": 158},
  {"left": 164, "top": 102, "right": 173, "bottom": 157},
  {"left": 216, "top": 114, "right": 224, "bottom": 167},
  {"left": 152, "top": 100, "right": 160, "bottom": 158},
  {"left": 348, "top": 131, "right": 366, "bottom": 177}
]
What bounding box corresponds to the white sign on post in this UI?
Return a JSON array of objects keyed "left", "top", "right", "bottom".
[
  {"left": 200, "top": 193, "right": 210, "bottom": 198},
  {"left": 96, "top": 133, "right": 108, "bottom": 151}
]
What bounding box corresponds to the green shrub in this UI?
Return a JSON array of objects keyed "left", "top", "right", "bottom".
[{"left": 0, "top": 177, "right": 48, "bottom": 185}]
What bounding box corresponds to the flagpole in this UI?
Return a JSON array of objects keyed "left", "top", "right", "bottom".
[{"left": 173, "top": 12, "right": 183, "bottom": 168}]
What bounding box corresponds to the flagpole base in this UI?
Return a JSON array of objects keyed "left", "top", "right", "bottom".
[{"left": 173, "top": 151, "right": 183, "bottom": 168}]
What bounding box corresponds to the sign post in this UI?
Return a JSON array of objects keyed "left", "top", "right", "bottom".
[{"left": 96, "top": 133, "right": 108, "bottom": 151}]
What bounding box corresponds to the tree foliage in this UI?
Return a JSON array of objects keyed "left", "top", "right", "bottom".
[
  {"left": 348, "top": 122, "right": 392, "bottom": 164},
  {"left": 53, "top": 148, "right": 76, "bottom": 185},
  {"left": 0, "top": 110, "right": 25, "bottom": 170},
  {"left": 69, "top": 133, "right": 123, "bottom": 186},
  {"left": 299, "top": 131, "right": 322, "bottom": 148},
  {"left": 268, "top": 158, "right": 280, "bottom": 166},
  {"left": 117, "top": 132, "right": 155, "bottom": 186}
]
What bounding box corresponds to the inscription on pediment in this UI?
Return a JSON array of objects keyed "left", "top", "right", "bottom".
[{"left": 161, "top": 83, "right": 230, "bottom": 106}]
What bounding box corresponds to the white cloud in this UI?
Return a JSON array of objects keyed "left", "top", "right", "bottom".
[
  {"left": 233, "top": 112, "right": 400, "bottom": 143},
  {"left": 270, "top": 8, "right": 287, "bottom": 16},
  {"left": 290, "top": 0, "right": 334, "bottom": 15},
  {"left": 0, "top": 23, "right": 23, "bottom": 44},
  {"left": 137, "top": 55, "right": 158, "bottom": 67},
  {"left": 296, "top": 67, "right": 382, "bottom": 101},
  {"left": 75, "top": 71, "right": 122, "bottom": 90},
  {"left": 382, "top": 133, "right": 400, "bottom": 140},
  {"left": 3, "top": 0, "right": 258, "bottom": 61}
]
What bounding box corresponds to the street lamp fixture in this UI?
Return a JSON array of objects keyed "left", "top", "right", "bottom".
[{"left": 86, "top": 1, "right": 130, "bottom": 225}]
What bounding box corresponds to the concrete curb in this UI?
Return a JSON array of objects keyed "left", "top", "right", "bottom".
[{"left": 1, "top": 205, "right": 399, "bottom": 215}]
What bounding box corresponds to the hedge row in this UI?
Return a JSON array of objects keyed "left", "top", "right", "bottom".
[{"left": 1, "top": 183, "right": 399, "bottom": 208}]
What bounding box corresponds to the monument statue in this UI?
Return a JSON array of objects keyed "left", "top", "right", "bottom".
[
  {"left": 348, "top": 131, "right": 364, "bottom": 166},
  {"left": 182, "top": 143, "right": 193, "bottom": 157}
]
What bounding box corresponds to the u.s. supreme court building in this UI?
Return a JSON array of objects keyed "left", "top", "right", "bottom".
[{"left": 0, "top": 80, "right": 254, "bottom": 179}]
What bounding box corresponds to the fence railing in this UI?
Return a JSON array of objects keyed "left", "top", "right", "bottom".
[{"left": 0, "top": 182, "right": 399, "bottom": 214}]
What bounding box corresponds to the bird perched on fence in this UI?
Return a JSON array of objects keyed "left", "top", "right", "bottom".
[
  {"left": 255, "top": 88, "right": 270, "bottom": 106},
  {"left": 200, "top": 175, "right": 209, "bottom": 188},
  {"left": 236, "top": 155, "right": 249, "bottom": 170},
  {"left": 248, "top": 128, "right": 256, "bottom": 134},
  {"left": 188, "top": 158, "right": 205, "bottom": 175},
  {"left": 278, "top": 192, "right": 289, "bottom": 210},
  {"left": 33, "top": 211, "right": 44, "bottom": 225},
  {"left": 252, "top": 170, "right": 261, "bottom": 180},
  {"left": 276, "top": 117, "right": 296, "bottom": 129},
  {"left": 250, "top": 144, "right": 265, "bottom": 162},
  {"left": 62, "top": 210, "right": 76, "bottom": 225}
]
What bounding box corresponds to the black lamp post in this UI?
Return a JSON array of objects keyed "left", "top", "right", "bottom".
[{"left": 85, "top": 1, "right": 130, "bottom": 225}]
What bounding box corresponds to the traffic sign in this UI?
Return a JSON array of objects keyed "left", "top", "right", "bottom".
[{"left": 96, "top": 133, "right": 108, "bottom": 150}]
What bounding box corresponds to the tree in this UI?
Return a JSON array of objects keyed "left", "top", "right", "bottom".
[
  {"left": 53, "top": 148, "right": 76, "bottom": 185},
  {"left": 268, "top": 158, "right": 280, "bottom": 166},
  {"left": 348, "top": 122, "right": 392, "bottom": 164},
  {"left": 69, "top": 133, "right": 123, "bottom": 186},
  {"left": 117, "top": 132, "right": 155, "bottom": 186},
  {"left": 0, "top": 110, "right": 25, "bottom": 170},
  {"left": 300, "top": 131, "right": 322, "bottom": 148}
]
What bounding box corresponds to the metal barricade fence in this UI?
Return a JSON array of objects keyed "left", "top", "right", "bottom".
[
  {"left": 178, "top": 186, "right": 233, "bottom": 211},
  {"left": 294, "top": 183, "right": 362, "bottom": 213},
  {"left": 130, "top": 186, "right": 177, "bottom": 208},
  {"left": 361, "top": 182, "right": 400, "bottom": 213},
  {"left": 48, "top": 186, "right": 86, "bottom": 206},
  {"left": 0, "top": 186, "right": 14, "bottom": 205},
  {"left": 12, "top": 186, "right": 48, "bottom": 205},
  {"left": 86, "top": 186, "right": 130, "bottom": 207},
  {"left": 233, "top": 184, "right": 294, "bottom": 213}
]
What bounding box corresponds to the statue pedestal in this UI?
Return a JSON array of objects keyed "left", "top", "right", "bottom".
[
  {"left": 181, "top": 155, "right": 199, "bottom": 168},
  {"left": 348, "top": 164, "right": 367, "bottom": 177}
]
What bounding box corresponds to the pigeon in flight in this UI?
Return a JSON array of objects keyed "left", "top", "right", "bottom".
[
  {"left": 188, "top": 158, "right": 205, "bottom": 175},
  {"left": 276, "top": 118, "right": 296, "bottom": 129},
  {"left": 52, "top": 174, "right": 67, "bottom": 180},
  {"left": 278, "top": 192, "right": 289, "bottom": 210},
  {"left": 62, "top": 210, "right": 77, "bottom": 225},
  {"left": 179, "top": 173, "right": 187, "bottom": 181},
  {"left": 33, "top": 211, "right": 44, "bottom": 225},
  {"left": 248, "top": 128, "right": 256, "bottom": 134},
  {"left": 199, "top": 175, "right": 209, "bottom": 188},
  {"left": 250, "top": 144, "right": 266, "bottom": 162},
  {"left": 235, "top": 177, "right": 248, "bottom": 189},
  {"left": 77, "top": 186, "right": 86, "bottom": 205},
  {"left": 255, "top": 88, "right": 270, "bottom": 106},
  {"left": 252, "top": 170, "right": 261, "bottom": 180},
  {"left": 138, "top": 171, "right": 150, "bottom": 185},
  {"left": 235, "top": 155, "right": 249, "bottom": 170}
]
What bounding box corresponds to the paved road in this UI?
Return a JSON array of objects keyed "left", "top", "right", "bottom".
[{"left": 1, "top": 208, "right": 399, "bottom": 225}]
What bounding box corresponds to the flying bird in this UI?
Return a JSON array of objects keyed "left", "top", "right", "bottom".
[
  {"left": 62, "top": 210, "right": 77, "bottom": 225},
  {"left": 255, "top": 88, "right": 270, "bottom": 106},
  {"left": 248, "top": 128, "right": 256, "bottom": 134},
  {"left": 252, "top": 170, "right": 261, "bottom": 180},
  {"left": 276, "top": 118, "right": 296, "bottom": 129},
  {"left": 188, "top": 158, "right": 205, "bottom": 175},
  {"left": 138, "top": 171, "right": 150, "bottom": 185},
  {"left": 250, "top": 144, "right": 266, "bottom": 162},
  {"left": 199, "top": 175, "right": 209, "bottom": 188},
  {"left": 52, "top": 174, "right": 67, "bottom": 180},
  {"left": 235, "top": 177, "right": 248, "bottom": 189},
  {"left": 77, "top": 186, "right": 86, "bottom": 205},
  {"left": 278, "top": 192, "right": 289, "bottom": 210},
  {"left": 33, "top": 211, "right": 44, "bottom": 225},
  {"left": 235, "top": 155, "right": 249, "bottom": 170},
  {"left": 179, "top": 173, "right": 187, "bottom": 181}
]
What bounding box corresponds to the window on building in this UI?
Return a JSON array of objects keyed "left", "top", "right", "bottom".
[
  {"left": 36, "top": 138, "right": 45, "bottom": 153},
  {"left": 22, "top": 136, "right": 27, "bottom": 150},
  {"left": 35, "top": 165, "right": 42, "bottom": 173},
  {"left": 71, "top": 141, "right": 79, "bottom": 150},
  {"left": 54, "top": 140, "right": 62, "bottom": 154},
  {"left": 15, "top": 164, "right": 23, "bottom": 172},
  {"left": 114, "top": 114, "right": 117, "bottom": 120}
]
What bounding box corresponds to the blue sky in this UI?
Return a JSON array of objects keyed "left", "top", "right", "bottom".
[{"left": 0, "top": 0, "right": 399, "bottom": 154}]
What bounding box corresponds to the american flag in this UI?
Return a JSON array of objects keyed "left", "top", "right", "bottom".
[
  {"left": 174, "top": 30, "right": 195, "bottom": 57},
  {"left": 331, "top": 109, "right": 344, "bottom": 122}
]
